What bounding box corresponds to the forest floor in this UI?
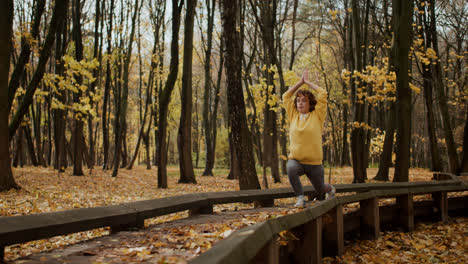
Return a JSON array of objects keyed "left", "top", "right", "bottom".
[{"left": 2, "top": 166, "right": 467, "bottom": 263}]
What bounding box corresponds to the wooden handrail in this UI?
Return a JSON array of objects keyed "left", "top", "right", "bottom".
[
  {"left": 0, "top": 179, "right": 465, "bottom": 262},
  {"left": 190, "top": 184, "right": 468, "bottom": 264}
]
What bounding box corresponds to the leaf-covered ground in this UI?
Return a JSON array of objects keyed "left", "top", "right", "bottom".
[
  {"left": 1, "top": 166, "right": 466, "bottom": 263},
  {"left": 324, "top": 217, "right": 468, "bottom": 264}
]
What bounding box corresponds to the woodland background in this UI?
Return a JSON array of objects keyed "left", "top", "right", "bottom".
[{"left": 0, "top": 0, "right": 467, "bottom": 192}]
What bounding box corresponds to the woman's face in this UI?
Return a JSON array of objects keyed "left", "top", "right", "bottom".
[{"left": 296, "top": 95, "right": 310, "bottom": 114}]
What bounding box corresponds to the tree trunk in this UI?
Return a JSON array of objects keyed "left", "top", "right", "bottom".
[
  {"left": 222, "top": 0, "right": 260, "bottom": 190},
  {"left": 429, "top": 0, "right": 459, "bottom": 174},
  {"left": 157, "top": 0, "right": 183, "bottom": 188},
  {"left": 102, "top": 0, "right": 114, "bottom": 170},
  {"left": 202, "top": 0, "right": 216, "bottom": 176},
  {"left": 71, "top": 0, "right": 85, "bottom": 176},
  {"left": 227, "top": 128, "right": 240, "bottom": 180},
  {"left": 87, "top": 0, "right": 102, "bottom": 170},
  {"left": 8, "top": 0, "right": 46, "bottom": 110},
  {"left": 461, "top": 106, "right": 468, "bottom": 173},
  {"left": 393, "top": 0, "right": 413, "bottom": 182},
  {"left": 374, "top": 101, "right": 395, "bottom": 181},
  {"left": 112, "top": 0, "right": 140, "bottom": 177},
  {"left": 341, "top": 4, "right": 352, "bottom": 167},
  {"left": 0, "top": 0, "right": 19, "bottom": 191},
  {"left": 177, "top": 0, "right": 197, "bottom": 184},
  {"left": 350, "top": 0, "right": 367, "bottom": 183},
  {"left": 24, "top": 125, "right": 38, "bottom": 166},
  {"left": 9, "top": 0, "right": 66, "bottom": 139},
  {"left": 419, "top": 4, "right": 441, "bottom": 172},
  {"left": 53, "top": 3, "right": 68, "bottom": 172}
]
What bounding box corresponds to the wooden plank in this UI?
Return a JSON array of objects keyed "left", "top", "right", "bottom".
[
  {"left": 323, "top": 204, "right": 344, "bottom": 257},
  {"left": 337, "top": 191, "right": 376, "bottom": 204},
  {"left": 249, "top": 236, "right": 279, "bottom": 264},
  {"left": 292, "top": 217, "right": 322, "bottom": 264},
  {"left": 432, "top": 191, "right": 448, "bottom": 222},
  {"left": 360, "top": 197, "right": 380, "bottom": 240},
  {"left": 0, "top": 205, "right": 137, "bottom": 246},
  {"left": 127, "top": 194, "right": 208, "bottom": 220},
  {"left": 397, "top": 194, "right": 414, "bottom": 232}
]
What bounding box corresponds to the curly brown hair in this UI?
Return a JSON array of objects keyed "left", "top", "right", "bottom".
[{"left": 294, "top": 89, "right": 317, "bottom": 112}]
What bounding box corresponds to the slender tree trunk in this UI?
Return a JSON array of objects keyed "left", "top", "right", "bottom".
[
  {"left": 393, "top": 0, "right": 414, "bottom": 182},
  {"left": 112, "top": 0, "right": 140, "bottom": 177},
  {"left": 71, "top": 0, "right": 84, "bottom": 176},
  {"left": 0, "top": 0, "right": 19, "bottom": 191},
  {"left": 429, "top": 0, "right": 459, "bottom": 174},
  {"left": 8, "top": 0, "right": 46, "bottom": 110},
  {"left": 24, "top": 125, "right": 38, "bottom": 166},
  {"left": 53, "top": 0, "right": 68, "bottom": 172},
  {"left": 177, "top": 0, "right": 197, "bottom": 184},
  {"left": 222, "top": 0, "right": 260, "bottom": 190},
  {"left": 374, "top": 101, "right": 395, "bottom": 181},
  {"left": 461, "top": 106, "right": 468, "bottom": 173},
  {"left": 102, "top": 0, "right": 114, "bottom": 170},
  {"left": 87, "top": 0, "right": 102, "bottom": 169},
  {"left": 157, "top": 0, "right": 183, "bottom": 188},
  {"left": 419, "top": 5, "right": 441, "bottom": 172},
  {"left": 341, "top": 4, "right": 352, "bottom": 167},
  {"left": 202, "top": 0, "right": 216, "bottom": 176},
  {"left": 350, "top": 0, "right": 367, "bottom": 183},
  {"left": 9, "top": 0, "right": 66, "bottom": 139}
]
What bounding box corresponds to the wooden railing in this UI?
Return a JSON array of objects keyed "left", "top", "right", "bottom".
[
  {"left": 190, "top": 176, "right": 467, "bottom": 264},
  {"left": 0, "top": 173, "right": 465, "bottom": 262}
]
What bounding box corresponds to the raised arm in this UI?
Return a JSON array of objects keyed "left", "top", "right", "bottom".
[
  {"left": 284, "top": 72, "right": 305, "bottom": 96},
  {"left": 303, "top": 69, "right": 321, "bottom": 91},
  {"left": 283, "top": 71, "right": 307, "bottom": 121}
]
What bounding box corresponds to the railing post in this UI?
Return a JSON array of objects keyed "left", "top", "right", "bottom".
[
  {"left": 189, "top": 205, "right": 214, "bottom": 216},
  {"left": 323, "top": 204, "right": 344, "bottom": 257},
  {"left": 360, "top": 197, "right": 380, "bottom": 240},
  {"left": 432, "top": 191, "right": 448, "bottom": 222},
  {"left": 293, "top": 217, "right": 322, "bottom": 264},
  {"left": 257, "top": 199, "right": 275, "bottom": 207},
  {"left": 249, "top": 237, "right": 279, "bottom": 264},
  {"left": 397, "top": 194, "right": 414, "bottom": 232}
]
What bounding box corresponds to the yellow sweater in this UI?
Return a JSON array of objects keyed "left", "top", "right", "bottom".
[{"left": 282, "top": 88, "right": 328, "bottom": 165}]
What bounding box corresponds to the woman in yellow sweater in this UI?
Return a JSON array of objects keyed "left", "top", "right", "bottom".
[{"left": 283, "top": 69, "right": 335, "bottom": 207}]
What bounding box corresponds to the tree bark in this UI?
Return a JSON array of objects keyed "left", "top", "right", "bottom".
[
  {"left": 202, "top": 0, "right": 216, "bottom": 176},
  {"left": 53, "top": 0, "right": 69, "bottom": 172},
  {"left": 374, "top": 101, "right": 395, "bottom": 181},
  {"left": 112, "top": 0, "right": 140, "bottom": 177},
  {"left": 157, "top": 0, "right": 183, "bottom": 188},
  {"left": 72, "top": 0, "right": 85, "bottom": 176},
  {"left": 393, "top": 0, "right": 414, "bottom": 182},
  {"left": 419, "top": 3, "right": 441, "bottom": 172},
  {"left": 222, "top": 0, "right": 261, "bottom": 190},
  {"left": 177, "top": 0, "right": 197, "bottom": 184},
  {"left": 461, "top": 106, "right": 468, "bottom": 173},
  {"left": 429, "top": 0, "right": 459, "bottom": 174},
  {"left": 0, "top": 0, "right": 19, "bottom": 191},
  {"left": 102, "top": 0, "right": 114, "bottom": 170},
  {"left": 350, "top": 0, "right": 367, "bottom": 183}
]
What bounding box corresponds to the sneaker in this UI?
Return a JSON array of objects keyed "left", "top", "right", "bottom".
[
  {"left": 294, "top": 195, "right": 306, "bottom": 207},
  {"left": 326, "top": 185, "right": 336, "bottom": 200}
]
